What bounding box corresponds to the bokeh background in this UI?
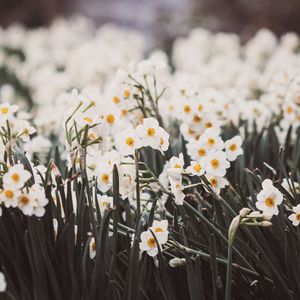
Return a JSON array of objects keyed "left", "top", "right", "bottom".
[{"left": 1, "top": 0, "right": 300, "bottom": 48}]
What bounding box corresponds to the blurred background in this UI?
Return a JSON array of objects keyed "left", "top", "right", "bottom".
[{"left": 1, "top": 0, "right": 300, "bottom": 48}]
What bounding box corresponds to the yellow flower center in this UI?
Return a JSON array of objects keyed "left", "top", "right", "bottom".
[
  {"left": 20, "top": 195, "right": 30, "bottom": 205},
  {"left": 126, "top": 137, "right": 135, "bottom": 147},
  {"left": 121, "top": 109, "right": 127, "bottom": 116},
  {"left": 155, "top": 227, "right": 163, "bottom": 233},
  {"left": 0, "top": 107, "right": 9, "bottom": 114},
  {"left": 265, "top": 197, "right": 275, "bottom": 207},
  {"left": 4, "top": 190, "right": 14, "bottom": 198},
  {"left": 174, "top": 164, "right": 182, "bottom": 169},
  {"left": 113, "top": 96, "right": 120, "bottom": 104},
  {"left": 11, "top": 173, "right": 20, "bottom": 182},
  {"left": 83, "top": 117, "right": 93, "bottom": 123},
  {"left": 229, "top": 144, "right": 237, "bottom": 151},
  {"left": 101, "top": 174, "right": 109, "bottom": 184},
  {"left": 207, "top": 138, "right": 215, "bottom": 146},
  {"left": 147, "top": 237, "right": 156, "bottom": 248},
  {"left": 193, "top": 163, "right": 202, "bottom": 172},
  {"left": 193, "top": 115, "right": 202, "bottom": 123},
  {"left": 210, "top": 178, "right": 217, "bottom": 187},
  {"left": 198, "top": 148, "right": 206, "bottom": 157},
  {"left": 123, "top": 90, "right": 130, "bottom": 98},
  {"left": 211, "top": 159, "right": 220, "bottom": 169},
  {"left": 106, "top": 114, "right": 115, "bottom": 124},
  {"left": 296, "top": 214, "right": 300, "bottom": 221},
  {"left": 205, "top": 122, "right": 213, "bottom": 129},
  {"left": 147, "top": 128, "right": 156, "bottom": 137},
  {"left": 198, "top": 104, "right": 203, "bottom": 112},
  {"left": 160, "top": 137, "right": 164, "bottom": 145},
  {"left": 184, "top": 105, "right": 191, "bottom": 113},
  {"left": 287, "top": 106, "right": 293, "bottom": 114}
]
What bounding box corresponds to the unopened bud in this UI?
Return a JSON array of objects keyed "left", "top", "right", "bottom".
[
  {"left": 239, "top": 208, "right": 251, "bottom": 218},
  {"left": 169, "top": 257, "right": 186, "bottom": 268},
  {"left": 228, "top": 215, "right": 241, "bottom": 244},
  {"left": 261, "top": 221, "right": 273, "bottom": 227}
]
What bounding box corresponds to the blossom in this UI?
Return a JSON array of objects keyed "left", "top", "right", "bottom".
[
  {"left": 0, "top": 102, "right": 19, "bottom": 124},
  {"left": 139, "top": 228, "right": 167, "bottom": 257},
  {"left": 3, "top": 164, "right": 31, "bottom": 189},
  {"left": 95, "top": 163, "right": 112, "bottom": 192},
  {"left": 168, "top": 153, "right": 184, "bottom": 175},
  {"left": 0, "top": 187, "right": 20, "bottom": 208},
  {"left": 115, "top": 128, "right": 141, "bottom": 156},
  {"left": 288, "top": 204, "right": 300, "bottom": 226},
  {"left": 198, "top": 128, "right": 224, "bottom": 152},
  {"left": 225, "top": 136, "right": 243, "bottom": 161},
  {"left": 29, "top": 183, "right": 49, "bottom": 217},
  {"left": 97, "top": 195, "right": 113, "bottom": 213},
  {"left": 150, "top": 220, "right": 169, "bottom": 244},
  {"left": 136, "top": 117, "right": 161, "bottom": 149},
  {"left": 169, "top": 174, "right": 185, "bottom": 205},
  {"left": 256, "top": 179, "right": 283, "bottom": 216},
  {"left": 18, "top": 192, "right": 35, "bottom": 216},
  {"left": 204, "top": 151, "right": 230, "bottom": 177},
  {"left": 205, "top": 174, "right": 228, "bottom": 194},
  {"left": 186, "top": 160, "right": 205, "bottom": 176}
]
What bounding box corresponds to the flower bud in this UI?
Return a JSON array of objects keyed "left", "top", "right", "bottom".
[
  {"left": 261, "top": 221, "right": 273, "bottom": 227},
  {"left": 169, "top": 257, "right": 186, "bottom": 268},
  {"left": 239, "top": 208, "right": 251, "bottom": 218},
  {"left": 228, "top": 215, "right": 241, "bottom": 244}
]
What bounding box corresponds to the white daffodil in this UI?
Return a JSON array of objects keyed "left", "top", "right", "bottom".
[
  {"left": 186, "top": 139, "right": 209, "bottom": 160},
  {"left": 186, "top": 160, "right": 205, "bottom": 176},
  {"left": 139, "top": 229, "right": 166, "bottom": 257},
  {"left": 256, "top": 179, "right": 283, "bottom": 216},
  {"left": 115, "top": 128, "right": 141, "bottom": 156},
  {"left": 74, "top": 111, "right": 98, "bottom": 128},
  {"left": 29, "top": 183, "right": 49, "bottom": 217},
  {"left": 198, "top": 128, "right": 224, "bottom": 152},
  {"left": 169, "top": 174, "right": 185, "bottom": 205},
  {"left": 288, "top": 204, "right": 300, "bottom": 226},
  {"left": 150, "top": 220, "right": 169, "bottom": 244},
  {"left": 136, "top": 117, "right": 161, "bottom": 149},
  {"left": 157, "top": 127, "right": 170, "bottom": 153},
  {"left": 0, "top": 272, "right": 6, "bottom": 292},
  {"left": 204, "top": 151, "right": 230, "bottom": 177},
  {"left": 95, "top": 163, "right": 112, "bottom": 192},
  {"left": 97, "top": 195, "right": 113, "bottom": 213},
  {"left": 0, "top": 102, "right": 19, "bottom": 124},
  {"left": 168, "top": 153, "right": 184, "bottom": 175},
  {"left": 205, "top": 174, "right": 228, "bottom": 194},
  {"left": 225, "top": 136, "right": 243, "bottom": 161},
  {"left": 3, "top": 164, "right": 31, "bottom": 189},
  {"left": 18, "top": 192, "right": 35, "bottom": 216},
  {"left": 0, "top": 187, "right": 21, "bottom": 208}
]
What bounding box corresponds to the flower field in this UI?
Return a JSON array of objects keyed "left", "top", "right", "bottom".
[{"left": 1, "top": 16, "right": 300, "bottom": 299}]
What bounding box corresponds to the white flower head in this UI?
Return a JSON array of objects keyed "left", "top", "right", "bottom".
[
  {"left": 256, "top": 179, "right": 283, "bottom": 216},
  {"left": 136, "top": 117, "right": 161, "bottom": 149},
  {"left": 139, "top": 228, "right": 166, "bottom": 257},
  {"left": 204, "top": 150, "right": 230, "bottom": 177},
  {"left": 288, "top": 204, "right": 300, "bottom": 226},
  {"left": 225, "top": 136, "right": 243, "bottom": 161},
  {"left": 186, "top": 160, "right": 205, "bottom": 176},
  {"left": 3, "top": 164, "right": 31, "bottom": 189},
  {"left": 115, "top": 128, "right": 141, "bottom": 156}
]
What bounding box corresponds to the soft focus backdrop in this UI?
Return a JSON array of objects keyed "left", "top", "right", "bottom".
[{"left": 1, "top": 0, "right": 300, "bottom": 49}]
